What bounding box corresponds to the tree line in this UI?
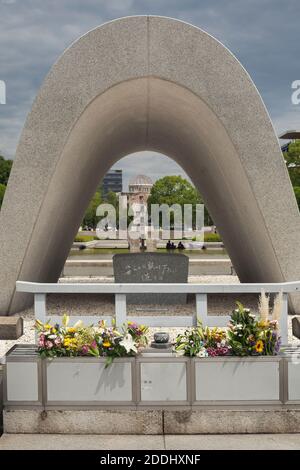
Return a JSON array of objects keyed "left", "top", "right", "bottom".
[
  {"left": 0, "top": 155, "right": 12, "bottom": 208},
  {"left": 283, "top": 140, "right": 300, "bottom": 208}
]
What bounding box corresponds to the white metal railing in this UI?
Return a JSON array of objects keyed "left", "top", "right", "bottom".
[{"left": 16, "top": 280, "right": 300, "bottom": 344}]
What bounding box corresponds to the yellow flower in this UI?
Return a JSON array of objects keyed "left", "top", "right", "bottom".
[
  {"left": 255, "top": 340, "right": 264, "bottom": 353},
  {"left": 63, "top": 336, "right": 78, "bottom": 350},
  {"left": 51, "top": 328, "right": 57, "bottom": 334},
  {"left": 103, "top": 341, "right": 111, "bottom": 348},
  {"left": 258, "top": 320, "right": 268, "bottom": 328},
  {"left": 44, "top": 324, "right": 51, "bottom": 330},
  {"left": 67, "top": 327, "right": 76, "bottom": 334}
]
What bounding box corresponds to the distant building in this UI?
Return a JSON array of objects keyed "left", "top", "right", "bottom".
[
  {"left": 126, "top": 174, "right": 153, "bottom": 205},
  {"left": 121, "top": 175, "right": 153, "bottom": 230},
  {"left": 100, "top": 170, "right": 123, "bottom": 198},
  {"left": 279, "top": 130, "right": 300, "bottom": 153}
]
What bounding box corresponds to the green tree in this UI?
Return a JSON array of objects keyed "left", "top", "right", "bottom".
[
  {"left": 0, "top": 183, "right": 6, "bottom": 208},
  {"left": 0, "top": 155, "right": 13, "bottom": 185},
  {"left": 147, "top": 175, "right": 203, "bottom": 228},
  {"left": 283, "top": 140, "right": 300, "bottom": 187},
  {"left": 294, "top": 186, "right": 300, "bottom": 210},
  {"left": 82, "top": 192, "right": 102, "bottom": 228},
  {"left": 105, "top": 191, "right": 120, "bottom": 228},
  {"left": 105, "top": 190, "right": 118, "bottom": 208},
  {"left": 148, "top": 176, "right": 201, "bottom": 207}
]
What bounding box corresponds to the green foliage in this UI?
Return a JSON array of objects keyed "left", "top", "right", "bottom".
[
  {"left": 227, "top": 302, "right": 257, "bottom": 356},
  {"left": 204, "top": 232, "right": 222, "bottom": 242},
  {"left": 82, "top": 191, "right": 102, "bottom": 228},
  {"left": 0, "top": 155, "right": 12, "bottom": 186},
  {"left": 174, "top": 323, "right": 229, "bottom": 357},
  {"left": 104, "top": 190, "right": 118, "bottom": 208},
  {"left": 174, "top": 325, "right": 207, "bottom": 357},
  {"left": 148, "top": 175, "right": 202, "bottom": 207},
  {"left": 0, "top": 155, "right": 12, "bottom": 209},
  {"left": 0, "top": 183, "right": 6, "bottom": 208},
  {"left": 104, "top": 190, "right": 121, "bottom": 226},
  {"left": 283, "top": 140, "right": 300, "bottom": 187},
  {"left": 147, "top": 175, "right": 202, "bottom": 228},
  {"left": 74, "top": 235, "right": 97, "bottom": 242},
  {"left": 204, "top": 206, "right": 214, "bottom": 226},
  {"left": 227, "top": 302, "right": 280, "bottom": 356},
  {"left": 294, "top": 186, "right": 300, "bottom": 210}
]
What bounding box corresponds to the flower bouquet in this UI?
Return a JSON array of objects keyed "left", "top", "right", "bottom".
[
  {"left": 35, "top": 315, "right": 149, "bottom": 367},
  {"left": 174, "top": 323, "right": 229, "bottom": 357},
  {"left": 227, "top": 301, "right": 281, "bottom": 356}
]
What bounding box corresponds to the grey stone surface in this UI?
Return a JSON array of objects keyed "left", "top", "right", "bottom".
[
  {"left": 1, "top": 433, "right": 300, "bottom": 450},
  {"left": 62, "top": 258, "right": 233, "bottom": 277},
  {"left": 0, "top": 434, "right": 165, "bottom": 450},
  {"left": 3, "top": 410, "right": 163, "bottom": 435},
  {"left": 292, "top": 317, "right": 300, "bottom": 339},
  {"left": 0, "top": 16, "right": 299, "bottom": 314},
  {"left": 164, "top": 409, "right": 300, "bottom": 434},
  {"left": 164, "top": 434, "right": 300, "bottom": 450},
  {"left": 113, "top": 253, "right": 189, "bottom": 304},
  {"left": 0, "top": 316, "right": 23, "bottom": 339},
  {"left": 4, "top": 409, "right": 300, "bottom": 435}
]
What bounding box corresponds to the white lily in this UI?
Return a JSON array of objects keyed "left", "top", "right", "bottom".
[
  {"left": 175, "top": 349, "right": 185, "bottom": 357},
  {"left": 120, "top": 333, "right": 137, "bottom": 353},
  {"left": 73, "top": 320, "right": 83, "bottom": 329},
  {"left": 62, "top": 313, "right": 70, "bottom": 327}
]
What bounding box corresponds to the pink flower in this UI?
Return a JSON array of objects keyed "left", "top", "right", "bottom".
[
  {"left": 81, "top": 345, "right": 89, "bottom": 355},
  {"left": 45, "top": 340, "right": 53, "bottom": 349},
  {"left": 38, "top": 338, "right": 45, "bottom": 347},
  {"left": 91, "top": 340, "right": 97, "bottom": 349},
  {"left": 207, "top": 346, "right": 229, "bottom": 357},
  {"left": 207, "top": 347, "right": 218, "bottom": 357},
  {"left": 54, "top": 338, "right": 61, "bottom": 346}
]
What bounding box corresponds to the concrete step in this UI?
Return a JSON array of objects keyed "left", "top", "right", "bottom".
[{"left": 4, "top": 409, "right": 300, "bottom": 435}]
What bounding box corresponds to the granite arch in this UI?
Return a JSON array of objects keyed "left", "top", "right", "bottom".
[{"left": 0, "top": 16, "right": 299, "bottom": 314}]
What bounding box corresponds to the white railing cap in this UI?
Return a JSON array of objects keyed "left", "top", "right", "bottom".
[{"left": 16, "top": 280, "right": 300, "bottom": 294}]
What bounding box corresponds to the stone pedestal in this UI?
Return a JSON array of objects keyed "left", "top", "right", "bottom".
[
  {"left": 146, "top": 239, "right": 157, "bottom": 252},
  {"left": 0, "top": 317, "right": 23, "bottom": 340},
  {"left": 128, "top": 239, "right": 140, "bottom": 252}
]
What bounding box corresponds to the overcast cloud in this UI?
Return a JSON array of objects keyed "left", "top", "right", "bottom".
[{"left": 0, "top": 0, "right": 299, "bottom": 189}]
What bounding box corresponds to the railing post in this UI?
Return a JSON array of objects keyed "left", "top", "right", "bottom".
[
  {"left": 34, "top": 293, "right": 47, "bottom": 323},
  {"left": 196, "top": 294, "right": 208, "bottom": 326},
  {"left": 280, "top": 293, "right": 288, "bottom": 345},
  {"left": 115, "top": 294, "right": 127, "bottom": 328}
]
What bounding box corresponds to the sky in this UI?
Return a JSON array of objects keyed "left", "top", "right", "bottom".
[{"left": 0, "top": 0, "right": 299, "bottom": 190}]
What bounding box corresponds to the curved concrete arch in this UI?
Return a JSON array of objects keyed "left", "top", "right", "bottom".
[{"left": 0, "top": 15, "right": 299, "bottom": 314}]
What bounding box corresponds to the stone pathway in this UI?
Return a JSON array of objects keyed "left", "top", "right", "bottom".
[{"left": 0, "top": 433, "right": 300, "bottom": 450}]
